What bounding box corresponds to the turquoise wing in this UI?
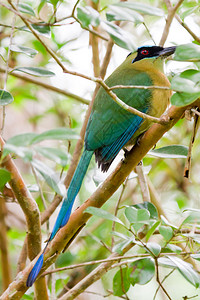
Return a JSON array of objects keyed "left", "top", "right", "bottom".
[{"left": 85, "top": 69, "right": 153, "bottom": 151}]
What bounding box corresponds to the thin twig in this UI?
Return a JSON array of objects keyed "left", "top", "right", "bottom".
[
  {"left": 2, "top": 2, "right": 169, "bottom": 125},
  {"left": 159, "top": 0, "right": 184, "bottom": 46},
  {"left": 191, "top": 108, "right": 200, "bottom": 117},
  {"left": 111, "top": 179, "right": 128, "bottom": 249},
  {"left": 142, "top": 21, "right": 156, "bottom": 45},
  {"left": 0, "top": 67, "right": 90, "bottom": 105},
  {"left": 120, "top": 266, "right": 130, "bottom": 300},
  {"left": 175, "top": 14, "right": 200, "bottom": 44},
  {"left": 98, "top": 79, "right": 170, "bottom": 124},
  {"left": 153, "top": 269, "right": 175, "bottom": 300},
  {"left": 147, "top": 177, "right": 167, "bottom": 218},
  {"left": 88, "top": 0, "right": 100, "bottom": 77},
  {"left": 109, "top": 85, "right": 171, "bottom": 91},
  {"left": 184, "top": 108, "right": 199, "bottom": 178},
  {"left": 135, "top": 161, "right": 151, "bottom": 203},
  {"left": 155, "top": 257, "right": 172, "bottom": 300},
  {"left": 31, "top": 165, "right": 49, "bottom": 233},
  {"left": 73, "top": 16, "right": 108, "bottom": 41}
]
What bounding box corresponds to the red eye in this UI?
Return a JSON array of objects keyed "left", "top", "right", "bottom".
[{"left": 141, "top": 49, "right": 149, "bottom": 55}]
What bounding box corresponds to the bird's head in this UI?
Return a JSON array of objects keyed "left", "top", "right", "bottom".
[
  {"left": 127, "top": 45, "right": 176, "bottom": 72},
  {"left": 130, "top": 45, "right": 176, "bottom": 63}
]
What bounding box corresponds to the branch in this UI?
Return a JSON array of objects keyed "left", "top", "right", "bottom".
[
  {"left": 2, "top": 2, "right": 171, "bottom": 125},
  {"left": 41, "top": 251, "right": 190, "bottom": 277},
  {"left": 135, "top": 161, "right": 151, "bottom": 202},
  {"left": 0, "top": 67, "right": 90, "bottom": 105},
  {"left": 159, "top": 0, "right": 184, "bottom": 46},
  {"left": 175, "top": 14, "right": 200, "bottom": 44},
  {"left": 88, "top": 0, "right": 100, "bottom": 77},
  {"left": 0, "top": 196, "right": 12, "bottom": 290},
  {"left": 109, "top": 84, "right": 171, "bottom": 91},
  {"left": 2, "top": 2, "right": 171, "bottom": 124},
  {"left": 58, "top": 242, "right": 135, "bottom": 300},
  {"left": 155, "top": 257, "right": 172, "bottom": 300},
  {"left": 0, "top": 136, "right": 48, "bottom": 298},
  {"left": 147, "top": 177, "right": 167, "bottom": 218},
  {"left": 97, "top": 79, "right": 170, "bottom": 124},
  {"left": 2, "top": 99, "right": 200, "bottom": 299}
]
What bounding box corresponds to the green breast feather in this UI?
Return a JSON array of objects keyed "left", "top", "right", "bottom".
[{"left": 85, "top": 66, "right": 153, "bottom": 151}]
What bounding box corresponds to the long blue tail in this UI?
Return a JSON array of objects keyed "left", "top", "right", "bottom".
[{"left": 26, "top": 149, "right": 93, "bottom": 287}]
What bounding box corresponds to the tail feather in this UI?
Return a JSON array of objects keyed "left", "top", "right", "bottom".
[
  {"left": 50, "top": 149, "right": 93, "bottom": 240},
  {"left": 26, "top": 253, "right": 44, "bottom": 287},
  {"left": 26, "top": 149, "right": 93, "bottom": 287}
]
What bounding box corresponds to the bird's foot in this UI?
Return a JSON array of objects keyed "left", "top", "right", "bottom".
[
  {"left": 124, "top": 148, "right": 130, "bottom": 158},
  {"left": 136, "top": 132, "right": 145, "bottom": 146}
]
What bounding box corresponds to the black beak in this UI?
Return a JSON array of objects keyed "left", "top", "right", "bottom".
[{"left": 159, "top": 46, "right": 176, "bottom": 58}]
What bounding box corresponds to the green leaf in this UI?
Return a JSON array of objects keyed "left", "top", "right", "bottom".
[
  {"left": 146, "top": 221, "right": 161, "bottom": 241},
  {"left": 31, "top": 23, "right": 51, "bottom": 38},
  {"left": 27, "top": 184, "right": 39, "bottom": 192},
  {"left": 5, "top": 133, "right": 37, "bottom": 147},
  {"left": 174, "top": 43, "right": 200, "bottom": 62},
  {"left": 112, "top": 2, "right": 164, "bottom": 16},
  {"left": 171, "top": 69, "right": 200, "bottom": 106},
  {"left": 159, "top": 226, "right": 173, "bottom": 241},
  {"left": 182, "top": 210, "right": 200, "bottom": 225},
  {"left": 101, "top": 21, "right": 136, "bottom": 51},
  {"left": 113, "top": 267, "right": 130, "bottom": 296},
  {"left": 106, "top": 5, "right": 143, "bottom": 23},
  {"left": 30, "top": 128, "right": 79, "bottom": 144},
  {"left": 161, "top": 216, "right": 178, "bottom": 229},
  {"left": 172, "top": 70, "right": 200, "bottom": 94},
  {"left": 3, "top": 144, "right": 33, "bottom": 162},
  {"left": 163, "top": 244, "right": 182, "bottom": 254},
  {"left": 32, "top": 159, "right": 66, "bottom": 196},
  {"left": 113, "top": 237, "right": 135, "bottom": 254},
  {"left": 4, "top": 129, "right": 79, "bottom": 150},
  {"left": 111, "top": 231, "right": 129, "bottom": 240},
  {"left": 167, "top": 256, "right": 200, "bottom": 288},
  {"left": 171, "top": 92, "right": 200, "bottom": 107},
  {"left": 127, "top": 258, "right": 155, "bottom": 286},
  {"left": 77, "top": 6, "right": 100, "bottom": 28},
  {"left": 132, "top": 202, "right": 158, "bottom": 220},
  {"left": 125, "top": 206, "right": 150, "bottom": 224},
  {"left": 183, "top": 208, "right": 200, "bottom": 213},
  {"left": 35, "top": 146, "right": 69, "bottom": 167},
  {"left": 180, "top": 6, "right": 198, "bottom": 19},
  {"left": 149, "top": 145, "right": 188, "bottom": 158},
  {"left": 13, "top": 67, "right": 55, "bottom": 77},
  {"left": 37, "top": 0, "right": 46, "bottom": 14},
  {"left": 0, "top": 169, "right": 11, "bottom": 191},
  {"left": 85, "top": 207, "right": 124, "bottom": 225},
  {"left": 50, "top": 0, "right": 60, "bottom": 7},
  {"left": 0, "top": 90, "right": 14, "bottom": 106},
  {"left": 18, "top": 3, "right": 35, "bottom": 16},
  {"left": 191, "top": 253, "right": 200, "bottom": 261},
  {"left": 10, "top": 45, "right": 38, "bottom": 58},
  {"left": 146, "top": 242, "right": 161, "bottom": 257},
  {"left": 158, "top": 257, "right": 176, "bottom": 268}
]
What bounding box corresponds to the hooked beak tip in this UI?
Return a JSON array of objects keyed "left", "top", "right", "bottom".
[{"left": 160, "top": 46, "right": 176, "bottom": 58}]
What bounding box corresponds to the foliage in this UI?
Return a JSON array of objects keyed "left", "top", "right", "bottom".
[{"left": 0, "top": 0, "right": 200, "bottom": 299}]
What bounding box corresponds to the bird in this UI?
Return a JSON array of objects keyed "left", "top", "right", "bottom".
[{"left": 26, "top": 45, "right": 175, "bottom": 287}]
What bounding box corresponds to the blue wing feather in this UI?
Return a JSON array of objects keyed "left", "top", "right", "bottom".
[{"left": 100, "top": 115, "right": 144, "bottom": 162}]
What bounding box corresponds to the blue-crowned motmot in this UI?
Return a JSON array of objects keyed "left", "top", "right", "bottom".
[{"left": 26, "top": 45, "right": 176, "bottom": 287}]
